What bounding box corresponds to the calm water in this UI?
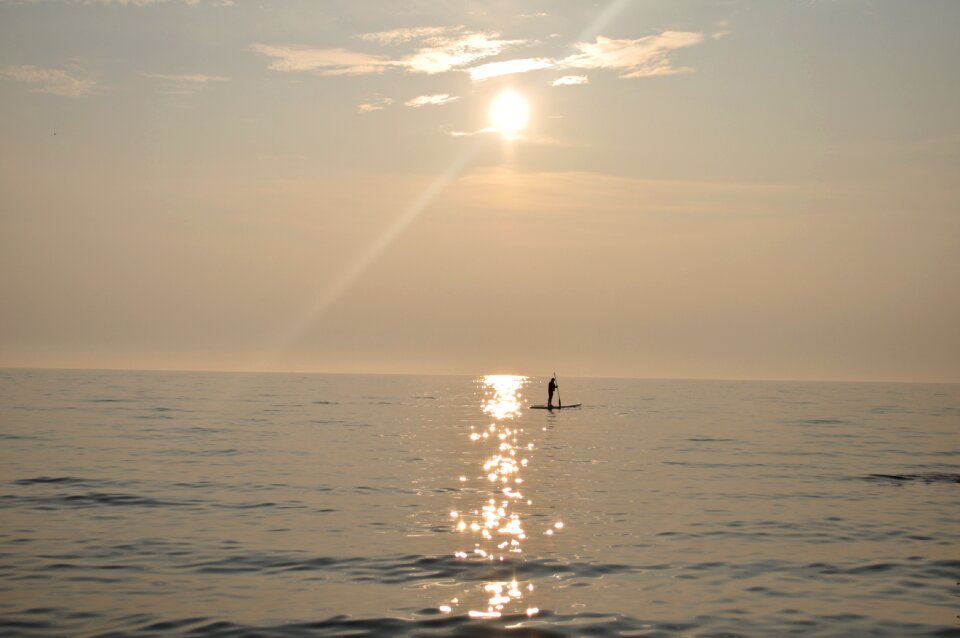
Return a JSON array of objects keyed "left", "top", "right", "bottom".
[{"left": 0, "top": 369, "right": 958, "bottom": 637}]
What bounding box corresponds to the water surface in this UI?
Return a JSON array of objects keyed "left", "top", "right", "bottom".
[{"left": 0, "top": 370, "right": 958, "bottom": 636}]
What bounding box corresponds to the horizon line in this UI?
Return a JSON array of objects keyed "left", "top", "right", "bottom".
[{"left": 1, "top": 365, "right": 956, "bottom": 386}]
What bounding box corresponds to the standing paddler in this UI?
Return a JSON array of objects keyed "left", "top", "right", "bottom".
[{"left": 548, "top": 376, "right": 558, "bottom": 408}]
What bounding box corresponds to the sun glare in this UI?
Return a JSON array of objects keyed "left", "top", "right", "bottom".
[{"left": 489, "top": 90, "right": 530, "bottom": 138}]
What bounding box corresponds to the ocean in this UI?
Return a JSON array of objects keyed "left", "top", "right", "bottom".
[{"left": 0, "top": 369, "right": 957, "bottom": 637}]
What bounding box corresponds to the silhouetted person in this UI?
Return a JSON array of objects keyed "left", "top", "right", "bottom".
[{"left": 548, "top": 377, "right": 558, "bottom": 408}]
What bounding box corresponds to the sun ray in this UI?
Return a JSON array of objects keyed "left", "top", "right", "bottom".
[{"left": 255, "top": 143, "right": 483, "bottom": 368}]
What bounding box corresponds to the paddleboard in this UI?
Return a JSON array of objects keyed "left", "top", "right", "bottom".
[{"left": 528, "top": 403, "right": 581, "bottom": 410}]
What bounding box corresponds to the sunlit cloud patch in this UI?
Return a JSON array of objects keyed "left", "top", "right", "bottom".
[
  {"left": 251, "top": 44, "right": 395, "bottom": 75},
  {"left": 141, "top": 72, "right": 227, "bottom": 96},
  {"left": 399, "top": 30, "right": 521, "bottom": 74},
  {"left": 358, "top": 26, "right": 455, "bottom": 45},
  {"left": 551, "top": 75, "right": 588, "bottom": 86},
  {"left": 468, "top": 58, "right": 556, "bottom": 82},
  {"left": 562, "top": 32, "right": 703, "bottom": 78},
  {"left": 465, "top": 31, "right": 704, "bottom": 83},
  {"left": 405, "top": 93, "right": 460, "bottom": 107},
  {"left": 357, "top": 96, "right": 394, "bottom": 112},
  {"left": 0, "top": 65, "right": 95, "bottom": 97},
  {"left": 448, "top": 127, "right": 496, "bottom": 137},
  {"left": 252, "top": 25, "right": 706, "bottom": 99},
  {"left": 253, "top": 26, "right": 523, "bottom": 77}
]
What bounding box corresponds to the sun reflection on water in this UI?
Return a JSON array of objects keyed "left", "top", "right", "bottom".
[
  {"left": 481, "top": 375, "right": 525, "bottom": 420},
  {"left": 440, "top": 374, "right": 550, "bottom": 620}
]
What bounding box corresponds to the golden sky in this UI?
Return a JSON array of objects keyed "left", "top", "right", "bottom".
[{"left": 1, "top": 0, "right": 958, "bottom": 381}]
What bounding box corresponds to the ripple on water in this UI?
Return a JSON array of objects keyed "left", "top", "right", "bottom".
[
  {"left": 2, "top": 372, "right": 958, "bottom": 637},
  {"left": 176, "top": 552, "right": 635, "bottom": 584},
  {"left": 864, "top": 473, "right": 960, "bottom": 485},
  {"left": 2, "top": 608, "right": 958, "bottom": 638},
  {"left": 0, "top": 491, "right": 201, "bottom": 510}
]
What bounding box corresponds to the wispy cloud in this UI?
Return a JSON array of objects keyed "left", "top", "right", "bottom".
[
  {"left": 402, "top": 30, "right": 520, "bottom": 74},
  {"left": 252, "top": 27, "right": 707, "bottom": 90},
  {"left": 251, "top": 44, "right": 394, "bottom": 75},
  {"left": 449, "top": 126, "right": 496, "bottom": 137},
  {"left": 711, "top": 23, "right": 733, "bottom": 41},
  {"left": 453, "top": 168, "right": 820, "bottom": 217},
  {"left": 254, "top": 27, "right": 523, "bottom": 77},
  {"left": 359, "top": 26, "right": 454, "bottom": 45},
  {"left": 712, "top": 20, "right": 733, "bottom": 40},
  {"left": 0, "top": 64, "right": 95, "bottom": 97},
  {"left": 358, "top": 96, "right": 393, "bottom": 112},
  {"left": 563, "top": 32, "right": 703, "bottom": 78},
  {"left": 142, "top": 72, "right": 227, "bottom": 95},
  {"left": 551, "top": 75, "right": 588, "bottom": 86},
  {"left": 462, "top": 31, "right": 703, "bottom": 82},
  {"left": 405, "top": 93, "right": 459, "bottom": 108},
  {"left": 468, "top": 57, "right": 555, "bottom": 81}
]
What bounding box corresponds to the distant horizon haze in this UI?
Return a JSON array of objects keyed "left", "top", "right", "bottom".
[{"left": 2, "top": 365, "right": 957, "bottom": 387}]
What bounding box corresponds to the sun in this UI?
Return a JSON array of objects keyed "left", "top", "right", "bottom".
[{"left": 489, "top": 90, "right": 530, "bottom": 138}]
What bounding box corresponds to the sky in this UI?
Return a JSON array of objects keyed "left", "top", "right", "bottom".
[{"left": 1, "top": 0, "right": 958, "bottom": 382}]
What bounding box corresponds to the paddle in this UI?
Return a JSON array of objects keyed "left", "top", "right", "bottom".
[{"left": 554, "top": 371, "right": 562, "bottom": 409}]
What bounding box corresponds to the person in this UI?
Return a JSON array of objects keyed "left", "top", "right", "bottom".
[{"left": 547, "top": 376, "right": 558, "bottom": 408}]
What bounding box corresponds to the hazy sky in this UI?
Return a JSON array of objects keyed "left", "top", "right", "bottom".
[{"left": 1, "top": 0, "right": 958, "bottom": 381}]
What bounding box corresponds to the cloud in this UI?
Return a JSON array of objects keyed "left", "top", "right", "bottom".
[
  {"left": 142, "top": 73, "right": 227, "bottom": 83},
  {"left": 449, "top": 126, "right": 496, "bottom": 137},
  {"left": 551, "top": 75, "right": 588, "bottom": 86},
  {"left": 468, "top": 57, "right": 555, "bottom": 81},
  {"left": 562, "top": 32, "right": 703, "bottom": 78},
  {"left": 453, "top": 168, "right": 820, "bottom": 217},
  {"left": 358, "top": 97, "right": 393, "bottom": 112},
  {"left": 254, "top": 27, "right": 523, "bottom": 77},
  {"left": 399, "top": 30, "right": 522, "bottom": 74},
  {"left": 713, "top": 19, "right": 732, "bottom": 39},
  {"left": 458, "top": 30, "right": 705, "bottom": 83},
  {"left": 142, "top": 72, "right": 227, "bottom": 95},
  {"left": 0, "top": 65, "right": 95, "bottom": 97},
  {"left": 359, "top": 26, "right": 455, "bottom": 45},
  {"left": 253, "top": 28, "right": 706, "bottom": 86},
  {"left": 251, "top": 44, "right": 395, "bottom": 75},
  {"left": 405, "top": 93, "right": 459, "bottom": 107}
]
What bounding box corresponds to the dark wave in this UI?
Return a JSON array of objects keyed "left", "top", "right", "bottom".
[
  {"left": 13, "top": 476, "right": 92, "bottom": 486},
  {"left": 784, "top": 418, "right": 852, "bottom": 426},
  {"left": 0, "top": 491, "right": 313, "bottom": 512},
  {"left": 178, "top": 552, "right": 634, "bottom": 583},
  {"left": 2, "top": 608, "right": 957, "bottom": 638},
  {"left": 154, "top": 448, "right": 242, "bottom": 457},
  {"left": 864, "top": 473, "right": 960, "bottom": 485},
  {"left": 0, "top": 491, "right": 195, "bottom": 509}
]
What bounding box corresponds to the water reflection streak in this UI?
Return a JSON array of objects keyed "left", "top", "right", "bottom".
[{"left": 442, "top": 374, "right": 542, "bottom": 619}]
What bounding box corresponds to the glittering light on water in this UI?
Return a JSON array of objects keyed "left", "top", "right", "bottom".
[
  {"left": 482, "top": 375, "right": 526, "bottom": 420},
  {"left": 448, "top": 374, "right": 549, "bottom": 620},
  {"left": 469, "top": 610, "right": 502, "bottom": 619}
]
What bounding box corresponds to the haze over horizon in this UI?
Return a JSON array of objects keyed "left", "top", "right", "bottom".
[{"left": 2, "top": 0, "right": 958, "bottom": 383}]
